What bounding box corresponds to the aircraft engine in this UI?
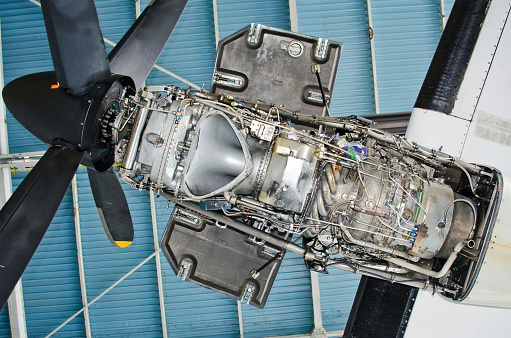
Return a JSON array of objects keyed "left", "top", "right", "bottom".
[{"left": 113, "top": 85, "right": 500, "bottom": 305}]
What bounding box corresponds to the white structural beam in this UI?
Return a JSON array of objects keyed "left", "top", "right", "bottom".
[
  {"left": 71, "top": 177, "right": 91, "bottom": 338},
  {"left": 310, "top": 272, "right": 327, "bottom": 338},
  {"left": 366, "top": 0, "right": 380, "bottom": 114},
  {"left": 289, "top": 0, "right": 299, "bottom": 33},
  {"left": 237, "top": 300, "right": 244, "bottom": 338},
  {"left": 439, "top": 0, "right": 447, "bottom": 31},
  {"left": 212, "top": 0, "right": 220, "bottom": 48},
  {"left": 150, "top": 191, "right": 168, "bottom": 338},
  {"left": 0, "top": 14, "right": 28, "bottom": 338}
]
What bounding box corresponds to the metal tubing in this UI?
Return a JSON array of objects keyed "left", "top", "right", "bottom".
[
  {"left": 366, "top": 129, "right": 481, "bottom": 173},
  {"left": 340, "top": 224, "right": 420, "bottom": 261},
  {"left": 325, "top": 165, "right": 337, "bottom": 194},
  {"left": 321, "top": 176, "right": 334, "bottom": 205},
  {"left": 162, "top": 193, "right": 317, "bottom": 260},
  {"left": 329, "top": 262, "right": 428, "bottom": 289},
  {"left": 386, "top": 241, "right": 466, "bottom": 278},
  {"left": 122, "top": 98, "right": 151, "bottom": 170}
]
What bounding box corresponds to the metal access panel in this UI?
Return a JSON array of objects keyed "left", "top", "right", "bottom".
[
  {"left": 211, "top": 23, "right": 342, "bottom": 117},
  {"left": 160, "top": 205, "right": 287, "bottom": 308}
]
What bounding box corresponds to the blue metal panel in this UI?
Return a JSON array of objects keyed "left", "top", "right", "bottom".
[
  {"left": 75, "top": 168, "right": 162, "bottom": 337},
  {"left": 297, "top": 0, "right": 375, "bottom": 117},
  {"left": 319, "top": 269, "right": 360, "bottom": 332},
  {"left": 371, "top": 0, "right": 442, "bottom": 114},
  {"left": 10, "top": 172, "right": 84, "bottom": 337},
  {"left": 240, "top": 254, "right": 314, "bottom": 338},
  {"left": 142, "top": 0, "right": 217, "bottom": 90},
  {"left": 0, "top": 308, "right": 8, "bottom": 337},
  {"left": 217, "top": 0, "right": 291, "bottom": 41}
]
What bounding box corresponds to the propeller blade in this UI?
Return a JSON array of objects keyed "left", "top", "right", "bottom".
[
  {"left": 41, "top": 0, "right": 111, "bottom": 95},
  {"left": 87, "top": 167, "right": 134, "bottom": 248},
  {"left": 2, "top": 72, "right": 89, "bottom": 147},
  {"left": 0, "top": 146, "right": 83, "bottom": 311},
  {"left": 108, "top": 0, "right": 188, "bottom": 89}
]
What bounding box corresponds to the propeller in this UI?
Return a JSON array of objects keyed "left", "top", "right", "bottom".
[{"left": 0, "top": 0, "right": 188, "bottom": 311}]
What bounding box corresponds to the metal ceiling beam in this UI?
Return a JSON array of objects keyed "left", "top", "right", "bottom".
[
  {"left": 310, "top": 271, "right": 327, "bottom": 338},
  {"left": 289, "top": 0, "right": 299, "bottom": 33},
  {"left": 1, "top": 14, "right": 28, "bottom": 338},
  {"left": 439, "top": 0, "right": 447, "bottom": 31},
  {"left": 237, "top": 300, "right": 244, "bottom": 338},
  {"left": 150, "top": 191, "right": 168, "bottom": 338},
  {"left": 71, "top": 177, "right": 91, "bottom": 338},
  {"left": 366, "top": 0, "right": 380, "bottom": 114},
  {"left": 212, "top": 0, "right": 220, "bottom": 48}
]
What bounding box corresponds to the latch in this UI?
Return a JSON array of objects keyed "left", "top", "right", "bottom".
[
  {"left": 177, "top": 261, "right": 192, "bottom": 281},
  {"left": 315, "top": 38, "right": 329, "bottom": 60},
  {"left": 241, "top": 284, "right": 256, "bottom": 304},
  {"left": 247, "top": 23, "right": 262, "bottom": 44}
]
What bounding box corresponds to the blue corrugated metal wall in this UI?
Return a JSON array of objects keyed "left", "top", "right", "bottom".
[
  {"left": 11, "top": 172, "right": 84, "bottom": 337},
  {"left": 297, "top": 0, "right": 375, "bottom": 117},
  {"left": 217, "top": 0, "right": 290, "bottom": 41},
  {"left": 143, "top": 0, "right": 217, "bottom": 89},
  {"left": 1, "top": 0, "right": 450, "bottom": 336},
  {"left": 371, "top": 0, "right": 443, "bottom": 114},
  {"left": 76, "top": 168, "right": 162, "bottom": 337},
  {"left": 0, "top": 309, "right": 8, "bottom": 337}
]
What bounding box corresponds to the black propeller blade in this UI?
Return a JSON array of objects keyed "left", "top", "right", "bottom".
[
  {"left": 0, "top": 146, "right": 83, "bottom": 311},
  {"left": 41, "top": 0, "right": 111, "bottom": 95},
  {"left": 88, "top": 167, "right": 134, "bottom": 248},
  {"left": 109, "top": 0, "right": 188, "bottom": 89}
]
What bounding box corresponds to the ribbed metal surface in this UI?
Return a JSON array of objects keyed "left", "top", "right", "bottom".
[
  {"left": 76, "top": 168, "right": 162, "bottom": 337},
  {"left": 319, "top": 269, "right": 360, "bottom": 332},
  {"left": 142, "top": 0, "right": 217, "bottom": 89},
  {"left": 0, "top": 307, "right": 8, "bottom": 337},
  {"left": 240, "top": 253, "right": 314, "bottom": 338},
  {"left": 11, "top": 172, "right": 85, "bottom": 337},
  {"left": 216, "top": 0, "right": 291, "bottom": 41},
  {"left": 371, "top": 0, "right": 442, "bottom": 114},
  {"left": 297, "top": 1, "right": 374, "bottom": 117}
]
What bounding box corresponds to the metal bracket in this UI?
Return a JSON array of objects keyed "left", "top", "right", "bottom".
[
  {"left": 241, "top": 284, "right": 256, "bottom": 304},
  {"left": 315, "top": 38, "right": 329, "bottom": 60},
  {"left": 250, "top": 120, "right": 275, "bottom": 142},
  {"left": 177, "top": 261, "right": 192, "bottom": 281},
  {"left": 247, "top": 23, "right": 262, "bottom": 44}
]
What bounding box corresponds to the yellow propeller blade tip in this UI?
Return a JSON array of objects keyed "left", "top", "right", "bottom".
[{"left": 115, "top": 241, "right": 132, "bottom": 248}]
